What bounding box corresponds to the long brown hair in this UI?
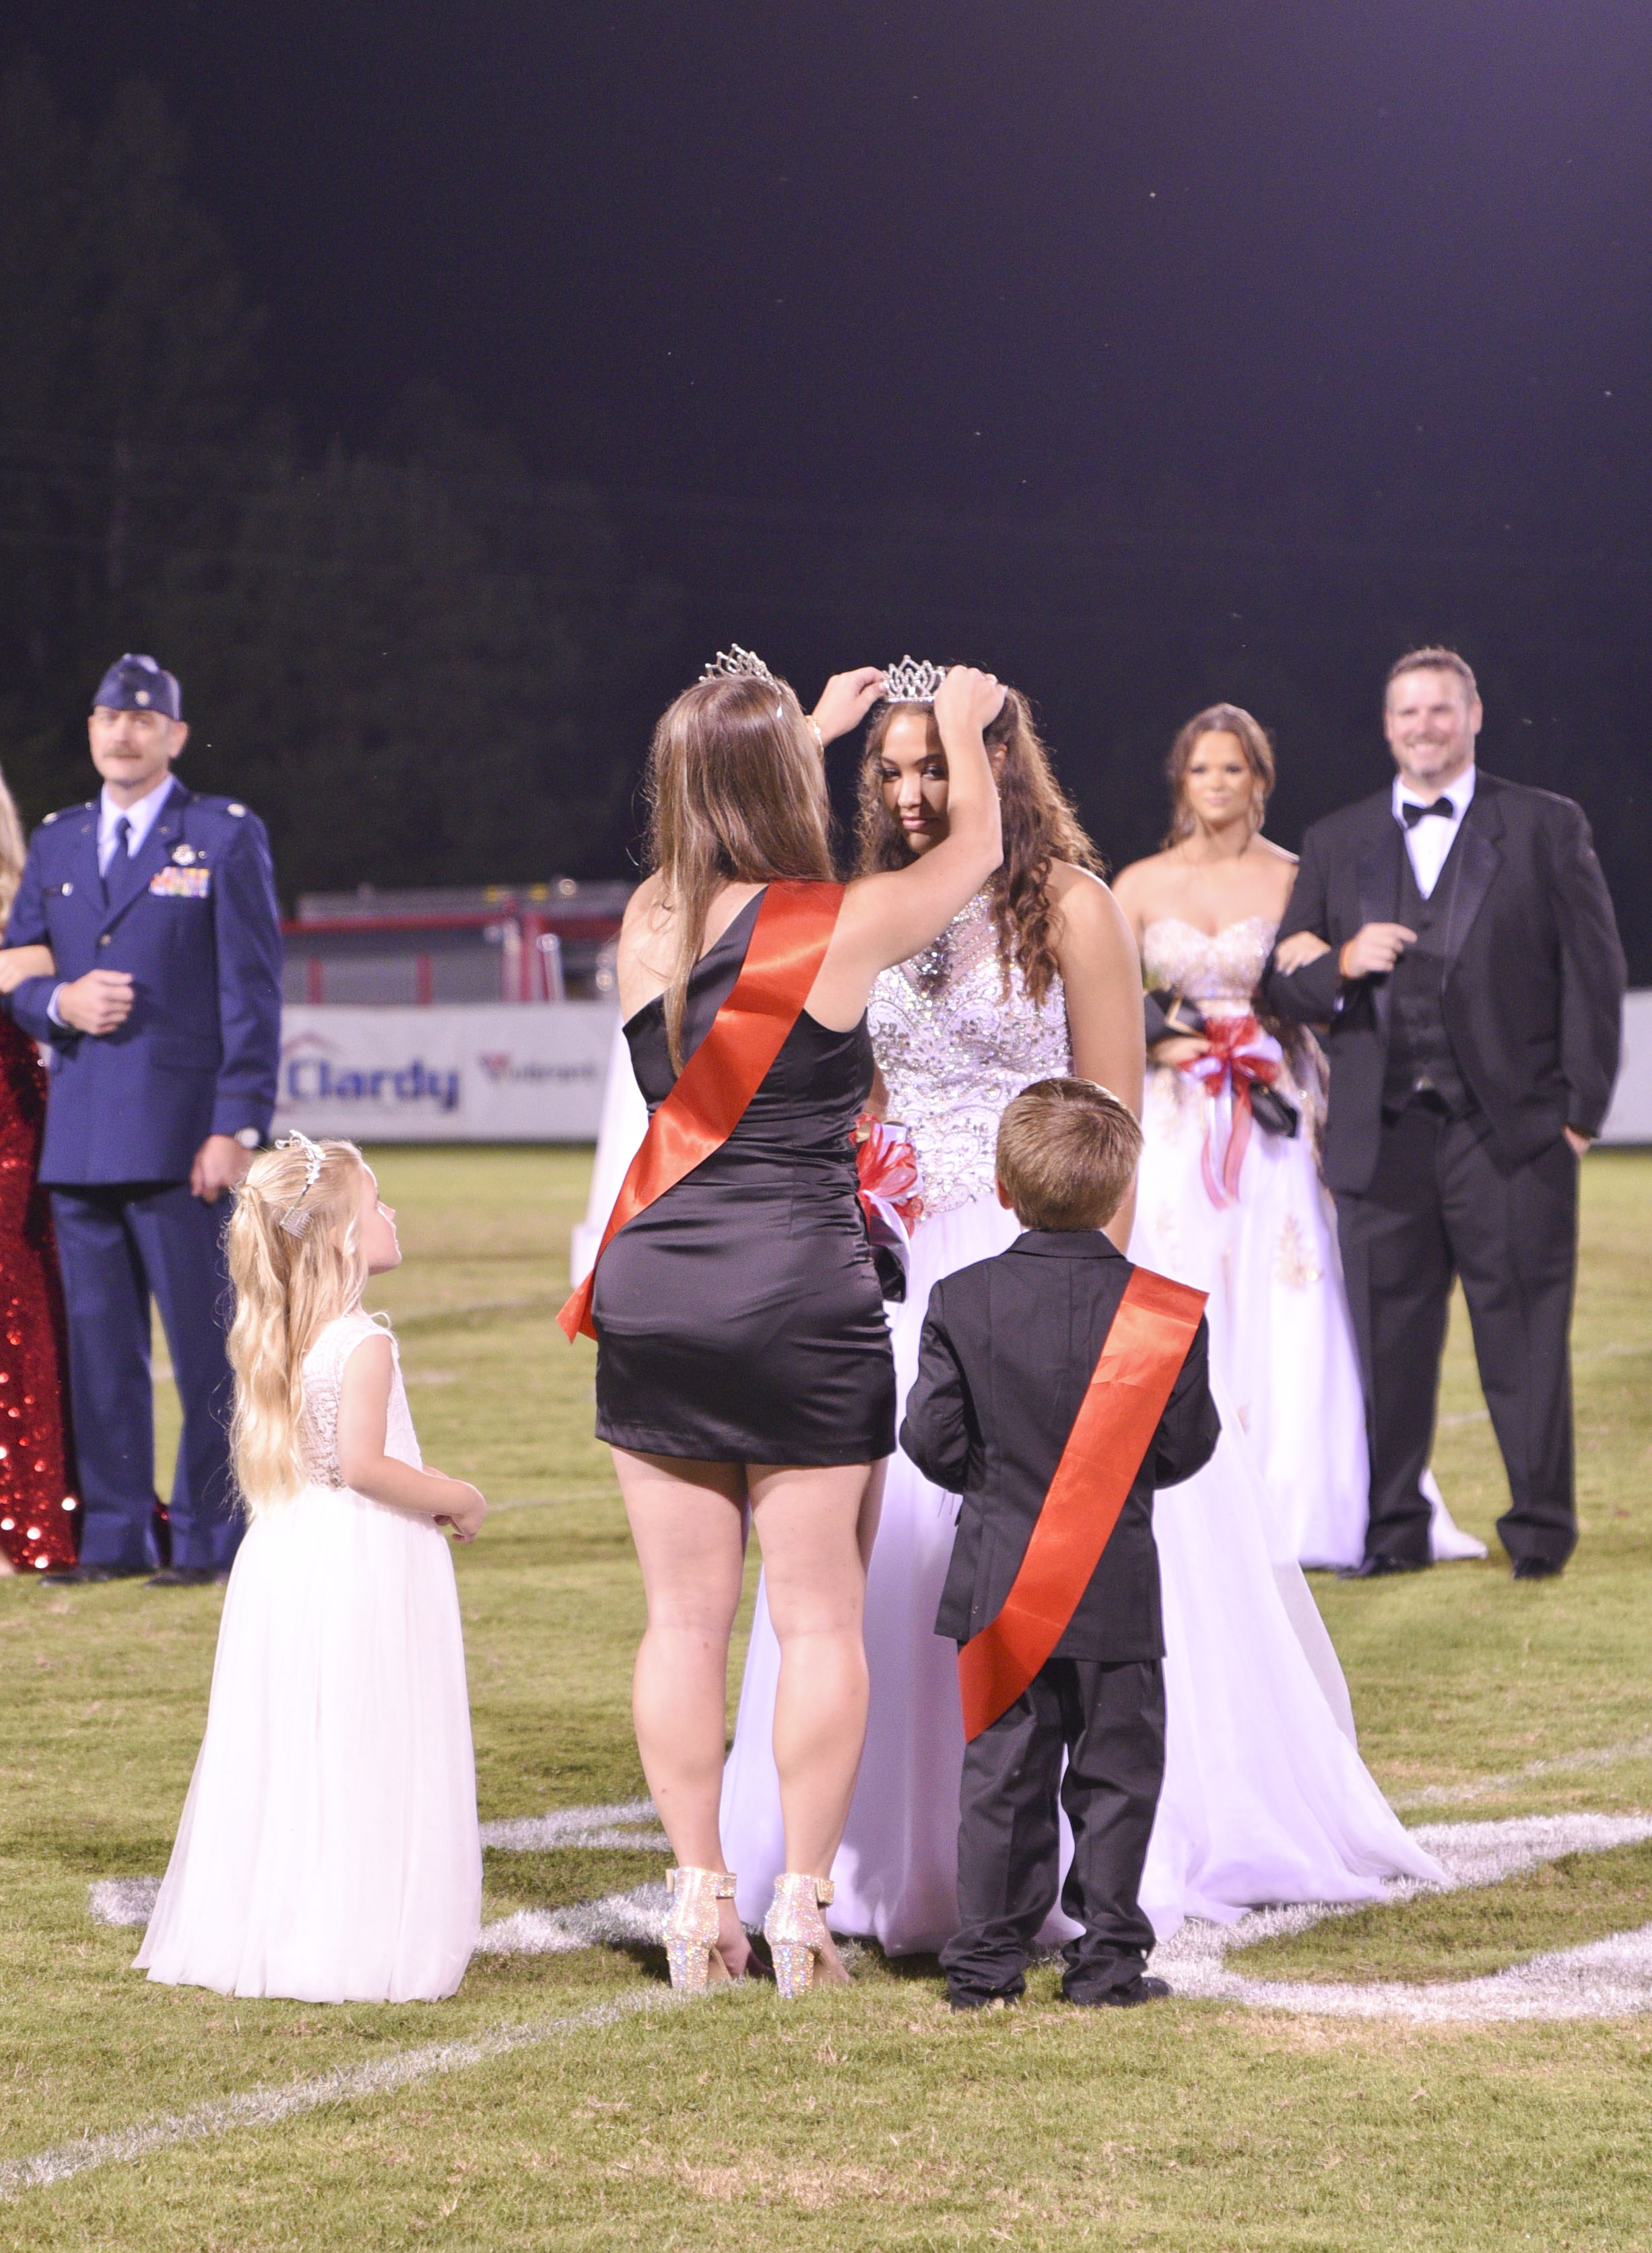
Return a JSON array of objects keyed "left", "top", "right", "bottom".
[
  {"left": 645, "top": 671, "right": 835, "bottom": 1069},
  {"left": 1163, "top": 703, "right": 1276, "bottom": 847},
  {"left": 856, "top": 686, "right": 1098, "bottom": 1006},
  {"left": 0, "top": 767, "right": 28, "bottom": 927}
]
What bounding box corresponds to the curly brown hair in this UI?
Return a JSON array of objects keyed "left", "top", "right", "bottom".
[{"left": 856, "top": 686, "right": 1099, "bottom": 1006}]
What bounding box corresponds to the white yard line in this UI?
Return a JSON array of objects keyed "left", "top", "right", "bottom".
[
  {"left": 1390, "top": 1734, "right": 1652, "bottom": 1810},
  {"left": 1150, "top": 1812, "right": 1652, "bottom": 2023},
  {"left": 1, "top": 1989, "right": 680, "bottom": 2200}
]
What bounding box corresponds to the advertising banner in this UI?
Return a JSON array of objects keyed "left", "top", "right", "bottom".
[
  {"left": 272, "top": 1004, "right": 620, "bottom": 1142},
  {"left": 1599, "top": 990, "right": 1652, "bottom": 1145}
]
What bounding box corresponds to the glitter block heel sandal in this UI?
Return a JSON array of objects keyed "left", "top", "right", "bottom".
[
  {"left": 762, "top": 1873, "right": 834, "bottom": 1999},
  {"left": 662, "top": 1866, "right": 737, "bottom": 1994}
]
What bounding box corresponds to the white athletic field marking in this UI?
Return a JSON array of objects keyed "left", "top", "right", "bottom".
[
  {"left": 88, "top": 1804, "right": 673, "bottom": 1929},
  {"left": 0, "top": 1988, "right": 680, "bottom": 2201},
  {"left": 1390, "top": 1734, "right": 1652, "bottom": 1810},
  {"left": 88, "top": 1808, "right": 1652, "bottom": 2019},
  {"left": 1150, "top": 1813, "right": 1652, "bottom": 2023},
  {"left": 477, "top": 1799, "right": 669, "bottom": 1853},
  {"left": 36, "top": 1813, "right": 1652, "bottom": 2202}
]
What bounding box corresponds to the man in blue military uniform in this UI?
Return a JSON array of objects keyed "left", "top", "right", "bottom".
[{"left": 3, "top": 655, "right": 282, "bottom": 1585}]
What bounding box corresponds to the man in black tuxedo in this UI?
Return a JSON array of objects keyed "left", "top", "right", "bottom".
[
  {"left": 1265, "top": 649, "right": 1624, "bottom": 1580},
  {"left": 902, "top": 1079, "right": 1220, "bottom": 2009}
]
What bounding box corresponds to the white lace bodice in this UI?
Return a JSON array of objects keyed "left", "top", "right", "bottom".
[
  {"left": 867, "top": 892, "right": 1071, "bottom": 1216},
  {"left": 298, "top": 1310, "right": 422, "bottom": 1490},
  {"left": 1141, "top": 916, "right": 1278, "bottom": 1015}
]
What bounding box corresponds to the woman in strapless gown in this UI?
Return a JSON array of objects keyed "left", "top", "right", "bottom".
[
  {"left": 719, "top": 688, "right": 1445, "bottom": 1953},
  {"left": 1115, "top": 705, "right": 1484, "bottom": 1573}
]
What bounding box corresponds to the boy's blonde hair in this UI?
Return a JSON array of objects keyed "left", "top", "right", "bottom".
[
  {"left": 995, "top": 1078, "right": 1142, "bottom": 1231},
  {"left": 227, "top": 1138, "right": 373, "bottom": 1511}
]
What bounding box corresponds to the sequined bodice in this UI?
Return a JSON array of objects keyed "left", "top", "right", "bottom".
[
  {"left": 1140, "top": 916, "right": 1278, "bottom": 1014},
  {"left": 867, "top": 893, "right": 1071, "bottom": 1216},
  {"left": 298, "top": 1310, "right": 421, "bottom": 1491}
]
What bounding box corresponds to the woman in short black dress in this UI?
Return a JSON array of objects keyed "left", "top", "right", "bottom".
[{"left": 597, "top": 653, "right": 1003, "bottom": 1992}]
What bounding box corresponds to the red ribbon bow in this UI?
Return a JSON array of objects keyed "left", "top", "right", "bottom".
[
  {"left": 1178, "top": 1012, "right": 1282, "bottom": 1208},
  {"left": 853, "top": 1116, "right": 925, "bottom": 1245}
]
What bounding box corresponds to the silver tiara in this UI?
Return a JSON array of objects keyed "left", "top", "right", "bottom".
[
  {"left": 275, "top": 1130, "right": 325, "bottom": 1237},
  {"left": 882, "top": 656, "right": 948, "bottom": 706},
  {"left": 700, "top": 645, "right": 777, "bottom": 686}
]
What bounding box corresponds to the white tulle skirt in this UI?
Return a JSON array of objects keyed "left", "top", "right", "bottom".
[
  {"left": 135, "top": 1484, "right": 482, "bottom": 2002},
  {"left": 1133, "top": 1060, "right": 1484, "bottom": 1569},
  {"left": 719, "top": 1193, "right": 1445, "bottom": 1953}
]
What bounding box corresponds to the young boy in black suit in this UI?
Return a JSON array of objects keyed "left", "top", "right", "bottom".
[{"left": 902, "top": 1077, "right": 1220, "bottom": 2009}]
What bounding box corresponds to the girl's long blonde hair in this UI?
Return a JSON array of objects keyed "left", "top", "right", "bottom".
[
  {"left": 0, "top": 766, "right": 30, "bottom": 927},
  {"left": 227, "top": 1138, "right": 372, "bottom": 1511},
  {"left": 643, "top": 672, "right": 836, "bottom": 1070}
]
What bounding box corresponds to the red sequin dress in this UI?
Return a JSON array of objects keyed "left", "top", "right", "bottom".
[{"left": 0, "top": 1013, "right": 77, "bottom": 1572}]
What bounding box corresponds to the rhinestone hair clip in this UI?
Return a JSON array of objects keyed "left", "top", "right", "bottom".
[
  {"left": 275, "top": 1130, "right": 325, "bottom": 1237},
  {"left": 700, "top": 644, "right": 777, "bottom": 687},
  {"left": 881, "top": 655, "right": 948, "bottom": 706}
]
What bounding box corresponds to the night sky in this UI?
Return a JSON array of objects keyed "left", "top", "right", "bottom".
[{"left": 9, "top": 2, "right": 1652, "bottom": 944}]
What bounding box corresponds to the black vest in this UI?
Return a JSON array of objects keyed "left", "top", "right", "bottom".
[{"left": 1382, "top": 829, "right": 1474, "bottom": 1116}]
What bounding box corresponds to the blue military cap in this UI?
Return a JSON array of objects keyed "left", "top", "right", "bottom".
[{"left": 91, "top": 653, "right": 182, "bottom": 720}]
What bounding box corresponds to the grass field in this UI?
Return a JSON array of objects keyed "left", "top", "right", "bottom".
[{"left": 2, "top": 1145, "right": 1650, "bottom": 2249}]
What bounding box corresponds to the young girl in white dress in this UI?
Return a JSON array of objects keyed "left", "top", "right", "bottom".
[
  {"left": 136, "top": 1134, "right": 486, "bottom": 2004},
  {"left": 1111, "top": 705, "right": 1483, "bottom": 1572}
]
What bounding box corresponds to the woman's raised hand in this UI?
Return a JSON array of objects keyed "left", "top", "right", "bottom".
[
  {"left": 933, "top": 666, "right": 1006, "bottom": 739},
  {"left": 810, "top": 667, "right": 886, "bottom": 748}
]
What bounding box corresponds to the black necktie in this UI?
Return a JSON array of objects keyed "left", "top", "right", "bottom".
[{"left": 1401, "top": 797, "right": 1455, "bottom": 829}]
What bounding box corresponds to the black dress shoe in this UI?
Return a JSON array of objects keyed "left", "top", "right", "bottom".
[
  {"left": 1511, "top": 1557, "right": 1564, "bottom": 1581},
  {"left": 1337, "top": 1555, "right": 1430, "bottom": 1581},
  {"left": 948, "top": 1989, "right": 1020, "bottom": 2012},
  {"left": 144, "top": 1565, "right": 231, "bottom": 1588},
  {"left": 39, "top": 1563, "right": 145, "bottom": 1586},
  {"left": 1067, "top": 1974, "right": 1172, "bottom": 2009}
]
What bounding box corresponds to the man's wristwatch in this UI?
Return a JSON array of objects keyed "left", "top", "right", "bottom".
[{"left": 234, "top": 1128, "right": 262, "bottom": 1150}]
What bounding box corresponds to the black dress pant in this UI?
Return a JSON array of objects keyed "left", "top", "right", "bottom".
[
  {"left": 941, "top": 1656, "right": 1165, "bottom": 2004},
  {"left": 1334, "top": 1105, "right": 1579, "bottom": 1571}
]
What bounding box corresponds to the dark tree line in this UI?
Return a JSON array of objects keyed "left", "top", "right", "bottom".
[{"left": 0, "top": 66, "right": 677, "bottom": 901}]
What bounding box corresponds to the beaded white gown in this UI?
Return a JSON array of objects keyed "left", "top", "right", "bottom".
[
  {"left": 1134, "top": 916, "right": 1485, "bottom": 1571},
  {"left": 136, "top": 1311, "right": 482, "bottom": 2002},
  {"left": 719, "top": 893, "right": 1444, "bottom": 1952}
]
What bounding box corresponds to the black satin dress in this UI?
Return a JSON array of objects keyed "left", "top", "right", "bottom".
[{"left": 593, "top": 891, "right": 896, "bottom": 1466}]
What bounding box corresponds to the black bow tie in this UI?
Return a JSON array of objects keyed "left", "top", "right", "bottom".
[{"left": 1401, "top": 797, "right": 1457, "bottom": 828}]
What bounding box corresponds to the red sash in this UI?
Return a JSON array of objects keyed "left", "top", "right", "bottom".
[
  {"left": 957, "top": 1266, "right": 1207, "bottom": 1741},
  {"left": 558, "top": 880, "right": 845, "bottom": 1343}
]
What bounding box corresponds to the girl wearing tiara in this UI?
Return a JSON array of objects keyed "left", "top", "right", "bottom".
[{"left": 136, "top": 1135, "right": 485, "bottom": 2003}]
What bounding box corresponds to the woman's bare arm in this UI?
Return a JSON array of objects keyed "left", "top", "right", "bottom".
[
  {"left": 335, "top": 1332, "right": 486, "bottom": 1540},
  {"left": 1052, "top": 870, "right": 1146, "bottom": 1250},
  {"left": 812, "top": 667, "right": 1005, "bottom": 1024},
  {"left": 0, "top": 944, "right": 54, "bottom": 997}
]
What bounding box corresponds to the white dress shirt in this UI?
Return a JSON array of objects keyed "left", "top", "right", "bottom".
[
  {"left": 97, "top": 773, "right": 176, "bottom": 874},
  {"left": 1393, "top": 764, "right": 1476, "bottom": 900}
]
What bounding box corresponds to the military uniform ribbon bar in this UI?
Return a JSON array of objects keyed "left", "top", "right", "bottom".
[
  {"left": 559, "top": 880, "right": 845, "bottom": 1343},
  {"left": 957, "top": 1266, "right": 1208, "bottom": 1742}
]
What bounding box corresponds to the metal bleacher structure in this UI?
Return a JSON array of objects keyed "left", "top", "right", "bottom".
[{"left": 281, "top": 880, "right": 633, "bottom": 1007}]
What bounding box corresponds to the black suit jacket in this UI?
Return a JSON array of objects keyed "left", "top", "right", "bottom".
[
  {"left": 901, "top": 1231, "right": 1220, "bottom": 1664},
  {"left": 1262, "top": 771, "right": 1625, "bottom": 1195}
]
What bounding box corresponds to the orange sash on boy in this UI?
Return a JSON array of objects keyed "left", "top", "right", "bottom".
[
  {"left": 558, "top": 880, "right": 845, "bottom": 1343},
  {"left": 957, "top": 1266, "right": 1207, "bottom": 1740}
]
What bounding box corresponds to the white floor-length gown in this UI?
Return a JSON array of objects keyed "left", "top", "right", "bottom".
[
  {"left": 136, "top": 1311, "right": 482, "bottom": 2002},
  {"left": 1132, "top": 915, "right": 1484, "bottom": 1571},
  {"left": 719, "top": 893, "right": 1444, "bottom": 1951}
]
